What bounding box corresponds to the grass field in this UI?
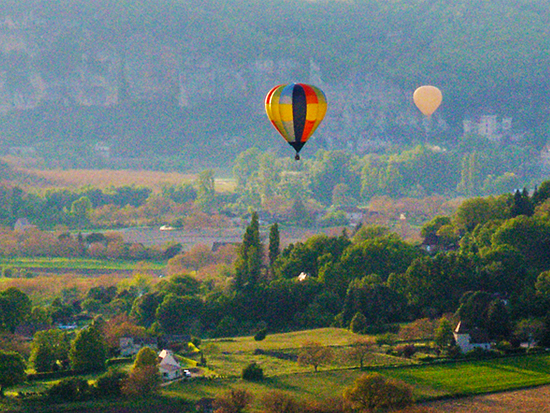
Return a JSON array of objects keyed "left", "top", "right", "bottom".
[
  {"left": 0, "top": 257, "right": 166, "bottom": 271},
  {"left": 202, "top": 328, "right": 413, "bottom": 377},
  {"left": 384, "top": 353, "right": 550, "bottom": 397},
  {"left": 5, "top": 328, "right": 550, "bottom": 412},
  {"left": 165, "top": 353, "right": 550, "bottom": 412}
]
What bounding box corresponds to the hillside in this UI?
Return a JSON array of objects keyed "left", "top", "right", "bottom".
[{"left": 1, "top": 0, "right": 549, "bottom": 168}]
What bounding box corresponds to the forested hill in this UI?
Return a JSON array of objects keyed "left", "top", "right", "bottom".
[{"left": 1, "top": 0, "right": 549, "bottom": 168}]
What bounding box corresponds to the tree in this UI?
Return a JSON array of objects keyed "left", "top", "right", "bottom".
[
  {"left": 347, "top": 339, "right": 373, "bottom": 370},
  {"left": 510, "top": 188, "right": 534, "bottom": 218},
  {"left": 133, "top": 347, "right": 158, "bottom": 370},
  {"left": 214, "top": 389, "right": 253, "bottom": 413},
  {"left": 342, "top": 278, "right": 407, "bottom": 327},
  {"left": 155, "top": 294, "right": 203, "bottom": 335},
  {"left": 297, "top": 341, "right": 334, "bottom": 372},
  {"left": 122, "top": 346, "right": 160, "bottom": 397},
  {"left": 30, "top": 329, "right": 70, "bottom": 372},
  {"left": 536, "top": 270, "right": 550, "bottom": 298},
  {"left": 514, "top": 318, "right": 545, "bottom": 348},
  {"left": 434, "top": 318, "right": 454, "bottom": 350},
  {"left": 486, "top": 299, "right": 511, "bottom": 340},
  {"left": 453, "top": 196, "right": 510, "bottom": 232},
  {"left": 456, "top": 152, "right": 482, "bottom": 196},
  {"left": 69, "top": 325, "right": 107, "bottom": 372},
  {"left": 350, "top": 312, "right": 367, "bottom": 334},
  {"left": 0, "top": 350, "right": 26, "bottom": 397},
  {"left": 492, "top": 216, "right": 550, "bottom": 271},
  {"left": 235, "top": 212, "right": 262, "bottom": 290},
  {"left": 121, "top": 365, "right": 161, "bottom": 397},
  {"left": 70, "top": 196, "right": 92, "bottom": 228},
  {"left": 195, "top": 169, "right": 216, "bottom": 211},
  {"left": 343, "top": 373, "right": 413, "bottom": 412},
  {"left": 0, "top": 287, "right": 32, "bottom": 333},
  {"left": 268, "top": 223, "right": 280, "bottom": 268}
]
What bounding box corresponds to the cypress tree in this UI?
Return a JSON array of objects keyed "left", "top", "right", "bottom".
[
  {"left": 268, "top": 223, "right": 280, "bottom": 267},
  {"left": 235, "top": 212, "right": 262, "bottom": 290}
]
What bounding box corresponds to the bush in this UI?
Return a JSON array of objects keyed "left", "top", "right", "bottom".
[
  {"left": 47, "top": 377, "right": 90, "bottom": 401},
  {"left": 95, "top": 369, "right": 128, "bottom": 398},
  {"left": 254, "top": 328, "right": 267, "bottom": 341},
  {"left": 261, "top": 391, "right": 303, "bottom": 413},
  {"left": 121, "top": 365, "right": 161, "bottom": 397},
  {"left": 242, "top": 362, "right": 264, "bottom": 381},
  {"left": 396, "top": 344, "right": 417, "bottom": 358},
  {"left": 344, "top": 373, "right": 413, "bottom": 412}
]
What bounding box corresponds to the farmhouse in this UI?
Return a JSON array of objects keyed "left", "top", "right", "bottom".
[
  {"left": 453, "top": 321, "right": 491, "bottom": 353},
  {"left": 158, "top": 349, "right": 182, "bottom": 381}
]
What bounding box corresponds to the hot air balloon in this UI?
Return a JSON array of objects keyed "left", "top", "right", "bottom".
[
  {"left": 413, "top": 85, "right": 442, "bottom": 116},
  {"left": 265, "top": 83, "right": 327, "bottom": 160}
]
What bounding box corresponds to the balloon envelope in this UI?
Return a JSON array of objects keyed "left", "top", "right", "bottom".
[
  {"left": 413, "top": 85, "right": 442, "bottom": 116},
  {"left": 265, "top": 83, "right": 327, "bottom": 159}
]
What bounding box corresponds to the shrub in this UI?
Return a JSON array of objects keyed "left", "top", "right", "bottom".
[
  {"left": 121, "top": 365, "right": 161, "bottom": 397},
  {"left": 344, "top": 373, "right": 413, "bottom": 412},
  {"left": 261, "top": 391, "right": 303, "bottom": 413},
  {"left": 242, "top": 362, "right": 264, "bottom": 381},
  {"left": 254, "top": 328, "right": 267, "bottom": 341},
  {"left": 95, "top": 369, "right": 128, "bottom": 397},
  {"left": 47, "top": 377, "right": 90, "bottom": 401},
  {"left": 396, "top": 344, "right": 417, "bottom": 358},
  {"left": 214, "top": 389, "right": 253, "bottom": 413}
]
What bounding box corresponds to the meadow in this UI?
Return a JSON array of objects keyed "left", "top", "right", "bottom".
[{"left": 166, "top": 351, "right": 550, "bottom": 412}]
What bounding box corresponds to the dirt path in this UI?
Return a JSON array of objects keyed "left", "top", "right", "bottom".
[{"left": 425, "top": 385, "right": 550, "bottom": 412}]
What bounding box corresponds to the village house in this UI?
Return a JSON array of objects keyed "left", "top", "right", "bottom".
[
  {"left": 13, "top": 218, "right": 37, "bottom": 232},
  {"left": 119, "top": 336, "right": 158, "bottom": 357},
  {"left": 453, "top": 321, "right": 491, "bottom": 353},
  {"left": 158, "top": 349, "right": 182, "bottom": 381}
]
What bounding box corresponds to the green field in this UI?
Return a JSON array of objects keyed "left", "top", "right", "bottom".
[
  {"left": 5, "top": 328, "right": 550, "bottom": 412},
  {"left": 384, "top": 353, "right": 550, "bottom": 397},
  {"left": 202, "top": 328, "right": 413, "bottom": 377},
  {"left": 0, "top": 257, "right": 166, "bottom": 271},
  {"left": 165, "top": 353, "right": 550, "bottom": 411}
]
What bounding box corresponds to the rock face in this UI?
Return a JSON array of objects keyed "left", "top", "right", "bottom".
[{"left": 0, "top": 13, "right": 436, "bottom": 153}]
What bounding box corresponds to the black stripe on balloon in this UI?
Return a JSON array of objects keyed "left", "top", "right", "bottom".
[
  {"left": 292, "top": 84, "right": 307, "bottom": 143},
  {"left": 290, "top": 141, "right": 305, "bottom": 153}
]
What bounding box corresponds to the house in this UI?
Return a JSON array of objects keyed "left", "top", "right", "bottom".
[
  {"left": 119, "top": 336, "right": 158, "bottom": 357},
  {"left": 463, "top": 114, "right": 513, "bottom": 142},
  {"left": 453, "top": 321, "right": 491, "bottom": 353},
  {"left": 158, "top": 349, "right": 182, "bottom": 381},
  {"left": 120, "top": 337, "right": 141, "bottom": 357},
  {"left": 13, "top": 218, "right": 37, "bottom": 231}
]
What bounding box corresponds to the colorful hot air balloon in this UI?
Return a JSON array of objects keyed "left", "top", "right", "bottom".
[
  {"left": 265, "top": 83, "right": 327, "bottom": 160},
  {"left": 413, "top": 85, "right": 442, "bottom": 116}
]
